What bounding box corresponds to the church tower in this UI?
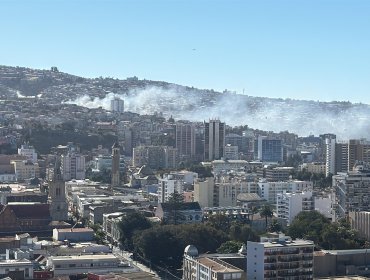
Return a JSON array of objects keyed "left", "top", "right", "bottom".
[
  {"left": 48, "top": 160, "right": 68, "bottom": 221},
  {"left": 111, "top": 142, "right": 121, "bottom": 187}
]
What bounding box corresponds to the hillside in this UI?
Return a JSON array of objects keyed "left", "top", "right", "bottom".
[{"left": 0, "top": 65, "right": 369, "bottom": 138}]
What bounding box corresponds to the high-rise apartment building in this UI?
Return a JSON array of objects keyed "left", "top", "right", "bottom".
[
  {"left": 158, "top": 174, "right": 184, "bottom": 203},
  {"left": 204, "top": 119, "right": 225, "bottom": 161},
  {"left": 247, "top": 234, "right": 314, "bottom": 280},
  {"left": 276, "top": 191, "right": 314, "bottom": 224},
  {"left": 132, "top": 146, "right": 178, "bottom": 170},
  {"left": 175, "top": 123, "right": 195, "bottom": 159},
  {"left": 333, "top": 162, "right": 370, "bottom": 220},
  {"left": 60, "top": 153, "right": 85, "bottom": 181},
  {"left": 325, "top": 137, "right": 336, "bottom": 177},
  {"left": 326, "top": 137, "right": 370, "bottom": 176},
  {"left": 110, "top": 97, "right": 124, "bottom": 113}
]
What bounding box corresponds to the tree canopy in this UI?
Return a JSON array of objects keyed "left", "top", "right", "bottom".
[{"left": 118, "top": 212, "right": 152, "bottom": 250}]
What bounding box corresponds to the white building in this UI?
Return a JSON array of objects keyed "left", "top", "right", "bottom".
[
  {"left": 158, "top": 174, "right": 183, "bottom": 203},
  {"left": 61, "top": 153, "right": 85, "bottom": 181},
  {"left": 110, "top": 97, "right": 124, "bottom": 113},
  {"left": 314, "top": 195, "right": 332, "bottom": 219},
  {"left": 276, "top": 191, "right": 314, "bottom": 224},
  {"left": 247, "top": 234, "right": 314, "bottom": 280},
  {"left": 258, "top": 180, "right": 313, "bottom": 204},
  {"left": 168, "top": 170, "right": 198, "bottom": 185},
  {"left": 325, "top": 137, "right": 336, "bottom": 177},
  {"left": 47, "top": 254, "right": 130, "bottom": 276},
  {"left": 18, "top": 143, "right": 37, "bottom": 163},
  {"left": 103, "top": 212, "right": 124, "bottom": 245}
]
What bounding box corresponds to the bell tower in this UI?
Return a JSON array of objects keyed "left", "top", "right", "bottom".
[{"left": 111, "top": 142, "right": 121, "bottom": 187}]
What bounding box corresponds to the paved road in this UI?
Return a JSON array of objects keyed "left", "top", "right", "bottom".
[{"left": 112, "top": 246, "right": 160, "bottom": 278}]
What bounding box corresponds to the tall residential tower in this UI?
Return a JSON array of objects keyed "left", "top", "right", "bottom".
[{"left": 204, "top": 119, "right": 225, "bottom": 161}]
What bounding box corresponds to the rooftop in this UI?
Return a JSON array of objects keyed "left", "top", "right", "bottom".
[{"left": 197, "top": 257, "right": 242, "bottom": 273}]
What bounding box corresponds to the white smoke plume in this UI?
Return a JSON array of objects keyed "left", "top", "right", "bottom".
[{"left": 65, "top": 85, "right": 370, "bottom": 140}]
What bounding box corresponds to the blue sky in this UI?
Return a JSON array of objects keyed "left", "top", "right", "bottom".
[{"left": 1, "top": 0, "right": 369, "bottom": 103}]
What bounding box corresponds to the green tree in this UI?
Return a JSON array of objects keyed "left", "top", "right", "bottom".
[
  {"left": 133, "top": 224, "right": 227, "bottom": 268},
  {"left": 90, "top": 224, "right": 106, "bottom": 244},
  {"left": 287, "top": 211, "right": 330, "bottom": 246},
  {"left": 268, "top": 219, "right": 282, "bottom": 233},
  {"left": 229, "top": 223, "right": 258, "bottom": 242},
  {"left": 259, "top": 205, "right": 274, "bottom": 231},
  {"left": 206, "top": 213, "right": 230, "bottom": 232},
  {"left": 217, "top": 241, "right": 244, "bottom": 254},
  {"left": 164, "top": 191, "right": 185, "bottom": 225},
  {"left": 119, "top": 212, "right": 152, "bottom": 250},
  {"left": 249, "top": 206, "right": 259, "bottom": 227},
  {"left": 133, "top": 226, "right": 183, "bottom": 268}
]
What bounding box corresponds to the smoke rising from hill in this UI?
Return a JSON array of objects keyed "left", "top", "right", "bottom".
[{"left": 65, "top": 86, "right": 370, "bottom": 140}]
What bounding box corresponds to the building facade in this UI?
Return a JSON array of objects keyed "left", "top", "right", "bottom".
[
  {"left": 204, "top": 120, "right": 225, "bottom": 161},
  {"left": 176, "top": 123, "right": 196, "bottom": 160},
  {"left": 247, "top": 234, "right": 314, "bottom": 280},
  {"left": 257, "top": 136, "right": 283, "bottom": 163},
  {"left": 110, "top": 97, "right": 124, "bottom": 113}
]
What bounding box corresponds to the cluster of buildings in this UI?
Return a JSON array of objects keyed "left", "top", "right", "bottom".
[{"left": 0, "top": 67, "right": 370, "bottom": 278}]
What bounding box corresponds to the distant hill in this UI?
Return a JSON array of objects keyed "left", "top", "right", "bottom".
[{"left": 0, "top": 65, "right": 369, "bottom": 139}]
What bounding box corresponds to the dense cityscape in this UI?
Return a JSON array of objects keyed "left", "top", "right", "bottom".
[{"left": 0, "top": 65, "right": 369, "bottom": 280}]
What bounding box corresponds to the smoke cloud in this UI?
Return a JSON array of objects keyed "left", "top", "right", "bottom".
[{"left": 65, "top": 86, "right": 370, "bottom": 140}]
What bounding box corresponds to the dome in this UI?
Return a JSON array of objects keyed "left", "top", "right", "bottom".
[{"left": 184, "top": 245, "right": 198, "bottom": 257}]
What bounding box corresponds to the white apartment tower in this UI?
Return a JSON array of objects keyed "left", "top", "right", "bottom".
[
  {"left": 110, "top": 97, "right": 124, "bottom": 113},
  {"left": 60, "top": 153, "right": 85, "bottom": 181},
  {"left": 247, "top": 234, "right": 314, "bottom": 280},
  {"left": 325, "top": 137, "right": 336, "bottom": 177},
  {"left": 276, "top": 191, "right": 314, "bottom": 224},
  {"left": 158, "top": 174, "right": 183, "bottom": 203}
]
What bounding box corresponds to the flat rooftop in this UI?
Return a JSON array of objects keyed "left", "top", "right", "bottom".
[{"left": 197, "top": 257, "right": 242, "bottom": 273}]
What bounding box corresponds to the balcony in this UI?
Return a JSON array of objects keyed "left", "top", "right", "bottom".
[
  {"left": 302, "top": 255, "right": 313, "bottom": 261},
  {"left": 277, "top": 271, "right": 301, "bottom": 277},
  {"left": 264, "top": 272, "right": 277, "bottom": 278},
  {"left": 278, "top": 256, "right": 301, "bottom": 262},
  {"left": 265, "top": 257, "right": 277, "bottom": 264},
  {"left": 280, "top": 249, "right": 300, "bottom": 255},
  {"left": 277, "top": 263, "right": 300, "bottom": 270}
]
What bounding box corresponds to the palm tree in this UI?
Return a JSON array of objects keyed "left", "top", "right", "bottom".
[{"left": 260, "top": 204, "right": 273, "bottom": 231}]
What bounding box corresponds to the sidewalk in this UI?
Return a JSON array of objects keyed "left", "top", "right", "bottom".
[{"left": 112, "top": 247, "right": 160, "bottom": 279}]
